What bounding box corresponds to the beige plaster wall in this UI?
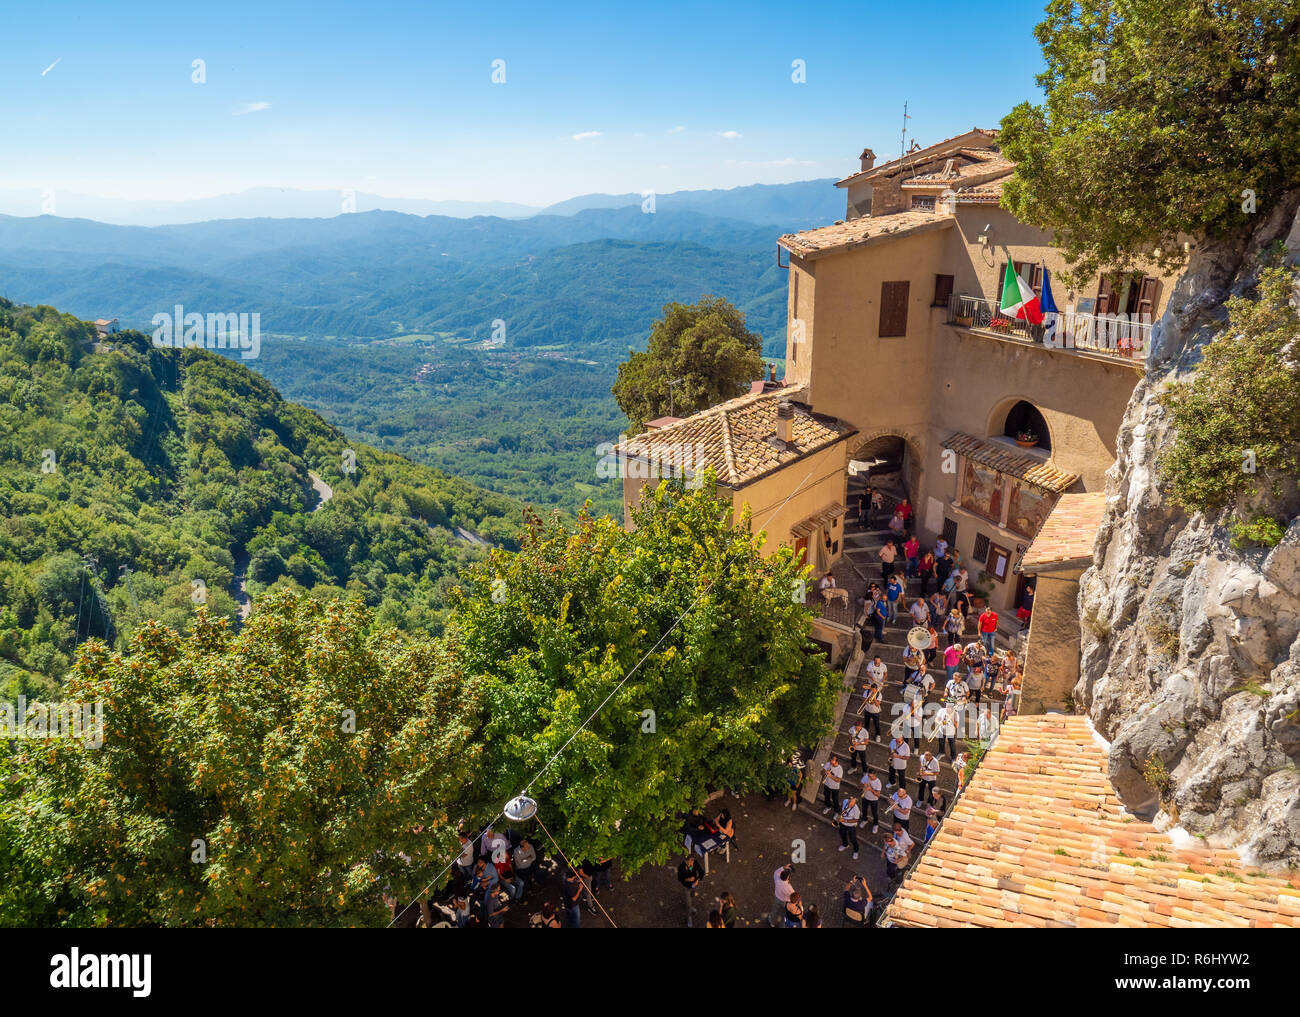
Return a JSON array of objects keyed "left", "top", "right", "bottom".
[{"left": 1020, "top": 567, "right": 1086, "bottom": 714}]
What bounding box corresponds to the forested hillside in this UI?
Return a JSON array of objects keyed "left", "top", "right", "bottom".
[{"left": 0, "top": 299, "right": 520, "bottom": 701}]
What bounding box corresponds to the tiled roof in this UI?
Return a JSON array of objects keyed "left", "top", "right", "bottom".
[
  {"left": 614, "top": 389, "right": 856, "bottom": 489},
  {"left": 883, "top": 716, "right": 1300, "bottom": 928},
  {"left": 789, "top": 502, "right": 846, "bottom": 539},
  {"left": 900, "top": 158, "right": 1014, "bottom": 188},
  {"left": 836, "top": 128, "right": 999, "bottom": 187},
  {"left": 942, "top": 432, "right": 1079, "bottom": 495},
  {"left": 1020, "top": 492, "right": 1108, "bottom": 571},
  {"left": 954, "top": 174, "right": 1010, "bottom": 203},
  {"left": 778, "top": 209, "right": 955, "bottom": 260}
]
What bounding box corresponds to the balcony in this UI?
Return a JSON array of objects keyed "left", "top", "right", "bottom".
[{"left": 947, "top": 294, "right": 1149, "bottom": 365}]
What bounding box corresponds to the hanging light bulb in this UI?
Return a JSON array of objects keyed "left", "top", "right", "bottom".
[{"left": 504, "top": 795, "right": 538, "bottom": 823}]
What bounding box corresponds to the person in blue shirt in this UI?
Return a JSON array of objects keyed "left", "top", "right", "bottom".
[{"left": 885, "top": 576, "right": 904, "bottom": 623}]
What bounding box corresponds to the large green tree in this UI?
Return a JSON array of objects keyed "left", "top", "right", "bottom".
[
  {"left": 1000, "top": 0, "right": 1300, "bottom": 282},
  {"left": 4, "top": 591, "right": 483, "bottom": 927},
  {"left": 450, "top": 476, "right": 837, "bottom": 874},
  {"left": 613, "top": 296, "right": 765, "bottom": 430}
]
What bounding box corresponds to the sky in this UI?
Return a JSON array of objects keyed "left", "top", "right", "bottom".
[{"left": 2, "top": 0, "right": 1050, "bottom": 207}]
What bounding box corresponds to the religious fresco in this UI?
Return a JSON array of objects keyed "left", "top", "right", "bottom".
[
  {"left": 1007, "top": 482, "right": 1055, "bottom": 538},
  {"left": 959, "top": 460, "right": 1003, "bottom": 524}
]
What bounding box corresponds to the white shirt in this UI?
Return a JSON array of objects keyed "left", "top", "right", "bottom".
[
  {"left": 919, "top": 755, "right": 940, "bottom": 780},
  {"left": 860, "top": 773, "right": 881, "bottom": 801},
  {"left": 865, "top": 661, "right": 887, "bottom": 685},
  {"left": 850, "top": 725, "right": 868, "bottom": 750},
  {"left": 945, "top": 679, "right": 969, "bottom": 705},
  {"left": 889, "top": 739, "right": 911, "bottom": 768},
  {"left": 891, "top": 791, "right": 912, "bottom": 818},
  {"left": 773, "top": 868, "right": 793, "bottom": 902},
  {"left": 862, "top": 685, "right": 882, "bottom": 714},
  {"left": 935, "top": 707, "right": 958, "bottom": 737},
  {"left": 823, "top": 761, "right": 843, "bottom": 789},
  {"left": 840, "top": 801, "right": 861, "bottom": 827}
]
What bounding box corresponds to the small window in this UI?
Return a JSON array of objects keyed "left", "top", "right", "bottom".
[
  {"left": 942, "top": 518, "right": 958, "bottom": 547},
  {"left": 933, "top": 274, "right": 954, "bottom": 307},
  {"left": 987, "top": 542, "right": 1012, "bottom": 583},
  {"left": 879, "top": 281, "right": 910, "bottom": 338},
  {"left": 911, "top": 194, "right": 935, "bottom": 211},
  {"left": 973, "top": 532, "right": 991, "bottom": 563}
]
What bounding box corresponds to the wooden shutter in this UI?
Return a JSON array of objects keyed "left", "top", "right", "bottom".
[
  {"left": 933, "top": 274, "right": 954, "bottom": 307},
  {"left": 1135, "top": 276, "right": 1160, "bottom": 320},
  {"left": 879, "top": 281, "right": 910, "bottom": 338},
  {"left": 1096, "top": 275, "right": 1114, "bottom": 314}
]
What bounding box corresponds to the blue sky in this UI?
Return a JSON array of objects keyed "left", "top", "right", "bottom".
[{"left": 3, "top": 0, "right": 1050, "bottom": 205}]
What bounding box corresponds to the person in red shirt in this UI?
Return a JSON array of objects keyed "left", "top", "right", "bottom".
[
  {"left": 903, "top": 535, "right": 920, "bottom": 578},
  {"left": 978, "top": 606, "right": 999, "bottom": 654},
  {"left": 897, "top": 498, "right": 913, "bottom": 526}
]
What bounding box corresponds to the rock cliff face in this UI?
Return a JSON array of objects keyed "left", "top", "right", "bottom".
[{"left": 1076, "top": 193, "right": 1300, "bottom": 868}]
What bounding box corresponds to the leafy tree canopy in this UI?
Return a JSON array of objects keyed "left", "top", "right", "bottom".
[
  {"left": 1000, "top": 0, "right": 1300, "bottom": 282},
  {"left": 612, "top": 296, "right": 765, "bottom": 431},
  {"left": 3, "top": 591, "right": 483, "bottom": 927},
  {"left": 450, "top": 476, "right": 837, "bottom": 873}
]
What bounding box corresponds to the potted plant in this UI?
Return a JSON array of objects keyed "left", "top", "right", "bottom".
[
  {"left": 954, "top": 310, "right": 973, "bottom": 327},
  {"left": 1015, "top": 430, "right": 1039, "bottom": 448},
  {"left": 988, "top": 317, "right": 1011, "bottom": 333}
]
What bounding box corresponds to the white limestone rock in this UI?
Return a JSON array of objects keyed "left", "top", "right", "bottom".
[{"left": 1076, "top": 193, "right": 1300, "bottom": 868}]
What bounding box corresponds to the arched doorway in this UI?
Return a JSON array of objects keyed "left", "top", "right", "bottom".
[{"left": 846, "top": 431, "right": 923, "bottom": 523}]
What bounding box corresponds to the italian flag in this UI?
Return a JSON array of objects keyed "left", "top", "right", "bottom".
[{"left": 999, "top": 263, "right": 1043, "bottom": 324}]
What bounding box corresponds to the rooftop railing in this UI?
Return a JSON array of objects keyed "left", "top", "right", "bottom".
[{"left": 947, "top": 294, "right": 1149, "bottom": 363}]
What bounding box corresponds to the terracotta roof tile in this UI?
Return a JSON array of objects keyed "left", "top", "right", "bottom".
[
  {"left": 613, "top": 388, "right": 855, "bottom": 489},
  {"left": 1020, "top": 492, "right": 1108, "bottom": 570},
  {"left": 882, "top": 715, "right": 1300, "bottom": 928},
  {"left": 942, "top": 432, "right": 1079, "bottom": 494},
  {"left": 778, "top": 209, "right": 955, "bottom": 261}
]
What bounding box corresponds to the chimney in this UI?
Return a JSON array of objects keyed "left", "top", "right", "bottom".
[
  {"left": 776, "top": 400, "right": 794, "bottom": 445},
  {"left": 768, "top": 362, "right": 776, "bottom": 383},
  {"left": 860, "top": 148, "right": 876, "bottom": 172}
]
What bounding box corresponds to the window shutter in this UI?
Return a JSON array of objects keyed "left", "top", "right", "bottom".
[
  {"left": 1136, "top": 276, "right": 1160, "bottom": 321},
  {"left": 942, "top": 518, "right": 958, "bottom": 546},
  {"left": 932, "top": 274, "right": 954, "bottom": 307},
  {"left": 1096, "top": 275, "right": 1114, "bottom": 314},
  {"left": 879, "top": 281, "right": 910, "bottom": 338},
  {"left": 973, "top": 532, "right": 991, "bottom": 563}
]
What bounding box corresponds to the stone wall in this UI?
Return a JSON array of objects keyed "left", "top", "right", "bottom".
[{"left": 1021, "top": 568, "right": 1085, "bottom": 714}]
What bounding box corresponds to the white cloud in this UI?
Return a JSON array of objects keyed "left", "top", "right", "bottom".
[
  {"left": 233, "top": 102, "right": 272, "bottom": 116},
  {"left": 724, "top": 157, "right": 818, "bottom": 169},
  {"left": 666, "top": 125, "right": 686, "bottom": 134},
  {"left": 571, "top": 130, "right": 602, "bottom": 141},
  {"left": 717, "top": 130, "right": 742, "bottom": 139},
  {"left": 41, "top": 58, "right": 61, "bottom": 77}
]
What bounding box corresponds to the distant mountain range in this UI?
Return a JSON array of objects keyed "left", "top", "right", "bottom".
[
  {"left": 0, "top": 179, "right": 840, "bottom": 228},
  {"left": 0, "top": 178, "right": 842, "bottom": 353}
]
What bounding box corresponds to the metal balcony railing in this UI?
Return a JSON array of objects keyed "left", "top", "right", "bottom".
[{"left": 947, "top": 294, "right": 1149, "bottom": 362}]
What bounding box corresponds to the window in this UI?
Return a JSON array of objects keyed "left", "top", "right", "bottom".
[
  {"left": 973, "top": 532, "right": 991, "bottom": 563},
  {"left": 879, "top": 281, "right": 910, "bottom": 338},
  {"left": 987, "top": 542, "right": 1012, "bottom": 583},
  {"left": 1002, "top": 400, "right": 1051, "bottom": 452},
  {"left": 932, "top": 274, "right": 954, "bottom": 308},
  {"left": 942, "top": 517, "right": 958, "bottom": 547},
  {"left": 911, "top": 194, "right": 935, "bottom": 211}
]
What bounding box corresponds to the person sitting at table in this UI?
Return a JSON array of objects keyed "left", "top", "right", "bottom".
[{"left": 714, "top": 808, "right": 738, "bottom": 852}]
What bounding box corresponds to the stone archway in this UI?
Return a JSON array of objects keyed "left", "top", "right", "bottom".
[{"left": 849, "top": 429, "right": 925, "bottom": 502}]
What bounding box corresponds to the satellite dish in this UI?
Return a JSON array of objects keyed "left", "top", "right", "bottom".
[
  {"left": 907, "top": 626, "right": 931, "bottom": 650},
  {"left": 503, "top": 795, "right": 538, "bottom": 823}
]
